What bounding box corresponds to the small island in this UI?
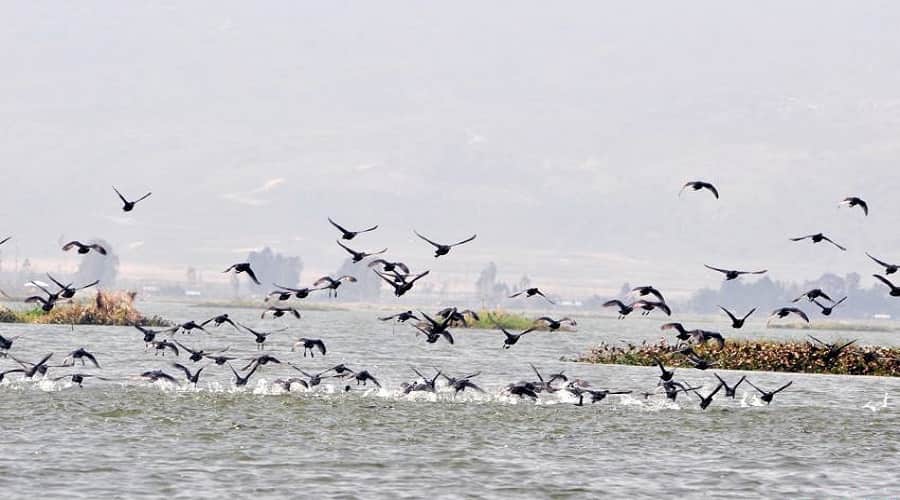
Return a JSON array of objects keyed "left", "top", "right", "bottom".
[{"left": 0, "top": 291, "right": 170, "bottom": 327}]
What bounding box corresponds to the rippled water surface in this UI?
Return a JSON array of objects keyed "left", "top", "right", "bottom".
[{"left": 1, "top": 304, "right": 898, "bottom": 498}]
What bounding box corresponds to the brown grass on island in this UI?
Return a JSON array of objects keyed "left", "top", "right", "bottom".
[
  {"left": 576, "top": 337, "right": 900, "bottom": 377},
  {"left": 0, "top": 291, "right": 170, "bottom": 327}
]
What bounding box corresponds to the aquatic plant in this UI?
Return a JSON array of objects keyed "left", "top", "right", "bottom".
[
  {"left": 0, "top": 291, "right": 170, "bottom": 327},
  {"left": 576, "top": 337, "right": 900, "bottom": 377},
  {"left": 455, "top": 309, "right": 575, "bottom": 332}
]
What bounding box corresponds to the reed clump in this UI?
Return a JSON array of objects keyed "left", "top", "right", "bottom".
[
  {"left": 576, "top": 337, "right": 900, "bottom": 377},
  {"left": 0, "top": 291, "right": 170, "bottom": 327}
]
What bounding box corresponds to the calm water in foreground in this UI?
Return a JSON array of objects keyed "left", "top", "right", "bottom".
[{"left": 0, "top": 303, "right": 898, "bottom": 498}]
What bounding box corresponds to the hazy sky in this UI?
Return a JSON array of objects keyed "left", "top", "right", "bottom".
[{"left": 2, "top": 2, "right": 900, "bottom": 297}]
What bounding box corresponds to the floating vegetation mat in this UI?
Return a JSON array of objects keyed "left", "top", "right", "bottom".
[{"left": 0, "top": 291, "right": 170, "bottom": 327}]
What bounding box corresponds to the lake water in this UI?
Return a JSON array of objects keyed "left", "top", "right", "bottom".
[{"left": 0, "top": 303, "right": 898, "bottom": 498}]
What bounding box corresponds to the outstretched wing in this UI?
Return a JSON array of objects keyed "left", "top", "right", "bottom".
[
  {"left": 328, "top": 217, "right": 350, "bottom": 234},
  {"left": 413, "top": 230, "right": 442, "bottom": 248},
  {"left": 821, "top": 236, "right": 846, "bottom": 251},
  {"left": 718, "top": 306, "right": 738, "bottom": 323},
  {"left": 450, "top": 234, "right": 477, "bottom": 247},
  {"left": 112, "top": 186, "right": 128, "bottom": 204},
  {"left": 704, "top": 264, "right": 731, "bottom": 275},
  {"left": 866, "top": 253, "right": 893, "bottom": 268}
]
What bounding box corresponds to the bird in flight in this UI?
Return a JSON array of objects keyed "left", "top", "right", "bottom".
[
  {"left": 866, "top": 253, "right": 898, "bottom": 275},
  {"left": 313, "top": 275, "right": 357, "bottom": 298},
  {"left": 790, "top": 233, "right": 846, "bottom": 251},
  {"left": 112, "top": 186, "right": 152, "bottom": 212},
  {"left": 719, "top": 306, "right": 756, "bottom": 329},
  {"left": 603, "top": 300, "right": 634, "bottom": 319},
  {"left": 414, "top": 230, "right": 476, "bottom": 258},
  {"left": 811, "top": 297, "right": 847, "bottom": 316},
  {"left": 224, "top": 262, "right": 261, "bottom": 285},
  {"left": 769, "top": 307, "right": 810, "bottom": 323},
  {"left": 328, "top": 217, "right": 378, "bottom": 240},
  {"left": 63, "top": 241, "right": 107, "bottom": 255},
  {"left": 336, "top": 240, "right": 387, "bottom": 263},
  {"left": 838, "top": 196, "right": 868, "bottom": 216},
  {"left": 679, "top": 180, "right": 719, "bottom": 199},
  {"left": 509, "top": 287, "right": 554, "bottom": 304},
  {"left": 744, "top": 380, "right": 792, "bottom": 404},
  {"left": 704, "top": 265, "right": 767, "bottom": 281},
  {"left": 374, "top": 270, "right": 430, "bottom": 297},
  {"left": 873, "top": 274, "right": 900, "bottom": 297}
]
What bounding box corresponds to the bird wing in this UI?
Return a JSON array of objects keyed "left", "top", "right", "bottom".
[
  {"left": 792, "top": 308, "right": 810, "bottom": 323},
  {"left": 772, "top": 381, "right": 793, "bottom": 394},
  {"left": 62, "top": 241, "right": 82, "bottom": 251},
  {"left": 709, "top": 382, "right": 724, "bottom": 398},
  {"left": 315, "top": 340, "right": 327, "bottom": 355},
  {"left": 373, "top": 271, "right": 401, "bottom": 290},
  {"left": 409, "top": 270, "right": 430, "bottom": 284},
  {"left": 509, "top": 291, "right": 523, "bottom": 298},
  {"left": 705, "top": 183, "right": 720, "bottom": 199},
  {"left": 873, "top": 274, "right": 897, "bottom": 289},
  {"left": 112, "top": 186, "right": 128, "bottom": 204},
  {"left": 313, "top": 276, "right": 335, "bottom": 287},
  {"left": 328, "top": 217, "right": 349, "bottom": 234},
  {"left": 90, "top": 244, "right": 108, "bottom": 255},
  {"left": 866, "top": 253, "right": 893, "bottom": 268},
  {"left": 704, "top": 265, "right": 731, "bottom": 275},
  {"left": 821, "top": 236, "right": 847, "bottom": 251},
  {"left": 77, "top": 280, "right": 100, "bottom": 290},
  {"left": 244, "top": 266, "right": 261, "bottom": 285},
  {"left": 413, "top": 230, "right": 441, "bottom": 248},
  {"left": 337, "top": 275, "right": 357, "bottom": 283},
  {"left": 742, "top": 308, "right": 757, "bottom": 321},
  {"left": 393, "top": 262, "right": 410, "bottom": 274},
  {"left": 336, "top": 240, "right": 357, "bottom": 256},
  {"left": 135, "top": 192, "right": 152, "bottom": 203},
  {"left": 718, "top": 306, "right": 738, "bottom": 323},
  {"left": 0, "top": 236, "right": 10, "bottom": 246},
  {"left": 790, "top": 235, "right": 814, "bottom": 241},
  {"left": 603, "top": 300, "right": 626, "bottom": 308},
  {"left": 359, "top": 225, "right": 378, "bottom": 233},
  {"left": 450, "top": 234, "right": 477, "bottom": 247}
]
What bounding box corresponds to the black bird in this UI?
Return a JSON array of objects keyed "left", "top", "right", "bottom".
[
  {"left": 271, "top": 284, "right": 322, "bottom": 299},
  {"left": 62, "top": 348, "right": 100, "bottom": 368},
  {"left": 134, "top": 325, "right": 163, "bottom": 345},
  {"left": 290, "top": 365, "right": 335, "bottom": 387},
  {"left": 680, "top": 180, "right": 719, "bottom": 198},
  {"left": 379, "top": 311, "right": 420, "bottom": 323},
  {"left": 812, "top": 297, "right": 847, "bottom": 316},
  {"left": 769, "top": 307, "right": 810, "bottom": 323},
  {"left": 172, "top": 363, "right": 205, "bottom": 385},
  {"left": 704, "top": 265, "right": 767, "bottom": 281},
  {"left": 632, "top": 286, "right": 666, "bottom": 302},
  {"left": 439, "top": 371, "right": 483, "bottom": 393},
  {"left": 653, "top": 357, "right": 674, "bottom": 382},
  {"left": 228, "top": 363, "right": 260, "bottom": 387},
  {"left": 12, "top": 353, "right": 55, "bottom": 378},
  {"left": 46, "top": 273, "right": 99, "bottom": 299},
  {"left": 719, "top": 306, "right": 756, "bottom": 329},
  {"left": 685, "top": 353, "right": 717, "bottom": 370},
  {"left": 336, "top": 240, "right": 386, "bottom": 263},
  {"left": 170, "top": 321, "right": 209, "bottom": 335},
  {"left": 603, "top": 300, "right": 634, "bottom": 319},
  {"left": 414, "top": 230, "right": 477, "bottom": 258},
  {"left": 866, "top": 253, "right": 899, "bottom": 275},
  {"left": 793, "top": 289, "right": 834, "bottom": 303},
  {"left": 790, "top": 233, "right": 846, "bottom": 251},
  {"left": 273, "top": 377, "right": 309, "bottom": 391},
  {"left": 200, "top": 314, "right": 239, "bottom": 329},
  {"left": 141, "top": 370, "right": 177, "bottom": 383},
  {"left": 367, "top": 259, "right": 410, "bottom": 275},
  {"left": 0, "top": 333, "right": 20, "bottom": 351},
  {"left": 261, "top": 306, "right": 301, "bottom": 320},
  {"left": 241, "top": 354, "right": 282, "bottom": 371},
  {"left": 566, "top": 385, "right": 632, "bottom": 406},
  {"left": 504, "top": 382, "right": 539, "bottom": 400},
  {"left": 873, "top": 274, "right": 900, "bottom": 297},
  {"left": 412, "top": 324, "right": 455, "bottom": 345},
  {"left": 534, "top": 316, "right": 577, "bottom": 331},
  {"left": 150, "top": 340, "right": 179, "bottom": 356},
  {"left": 497, "top": 325, "right": 535, "bottom": 349},
  {"left": 266, "top": 290, "right": 294, "bottom": 302},
  {"left": 62, "top": 241, "right": 107, "bottom": 255},
  {"left": 172, "top": 341, "right": 228, "bottom": 363},
  {"left": 419, "top": 311, "right": 454, "bottom": 335},
  {"left": 25, "top": 294, "right": 58, "bottom": 312},
  {"left": 402, "top": 368, "right": 443, "bottom": 394},
  {"left": 52, "top": 373, "right": 109, "bottom": 387},
  {"left": 375, "top": 270, "right": 430, "bottom": 297},
  {"left": 239, "top": 323, "right": 284, "bottom": 350},
  {"left": 437, "top": 307, "right": 480, "bottom": 327},
  {"left": 660, "top": 380, "right": 702, "bottom": 401},
  {"left": 693, "top": 383, "right": 724, "bottom": 410},
  {"left": 745, "top": 380, "right": 792, "bottom": 404},
  {"left": 509, "top": 287, "right": 554, "bottom": 304},
  {"left": 690, "top": 330, "right": 726, "bottom": 349},
  {"left": 352, "top": 370, "right": 381, "bottom": 388},
  {"left": 0, "top": 236, "right": 10, "bottom": 246},
  {"left": 223, "top": 262, "right": 261, "bottom": 285},
  {"left": 807, "top": 335, "right": 857, "bottom": 362},
  {"left": 839, "top": 196, "right": 868, "bottom": 216},
  {"left": 632, "top": 300, "right": 672, "bottom": 316},
  {"left": 204, "top": 353, "right": 238, "bottom": 366},
  {"left": 292, "top": 338, "right": 327, "bottom": 357},
  {"left": 328, "top": 217, "right": 378, "bottom": 240},
  {"left": 112, "top": 186, "right": 152, "bottom": 212},
  {"left": 313, "top": 275, "right": 357, "bottom": 298},
  {"left": 329, "top": 364, "right": 355, "bottom": 378},
  {"left": 661, "top": 322, "right": 694, "bottom": 341},
  {"left": 528, "top": 364, "right": 562, "bottom": 393},
  {"left": 714, "top": 373, "right": 746, "bottom": 398}
]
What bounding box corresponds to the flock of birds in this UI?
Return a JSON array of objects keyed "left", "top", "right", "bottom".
[{"left": 0, "top": 181, "right": 895, "bottom": 410}]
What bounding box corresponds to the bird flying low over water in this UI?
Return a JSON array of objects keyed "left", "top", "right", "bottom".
[
  {"left": 336, "top": 240, "right": 387, "bottom": 263},
  {"left": 873, "top": 274, "right": 900, "bottom": 297},
  {"left": 63, "top": 241, "right": 107, "bottom": 255},
  {"left": 509, "top": 287, "right": 554, "bottom": 304},
  {"left": 271, "top": 284, "right": 322, "bottom": 299},
  {"left": 414, "top": 230, "right": 476, "bottom": 258},
  {"left": 632, "top": 300, "right": 671, "bottom": 317},
  {"left": 534, "top": 316, "right": 576, "bottom": 331},
  {"left": 790, "top": 233, "right": 846, "bottom": 251},
  {"left": 680, "top": 180, "right": 719, "bottom": 199},
  {"left": 292, "top": 338, "right": 327, "bottom": 357},
  {"left": 496, "top": 324, "right": 535, "bottom": 349},
  {"left": 313, "top": 275, "right": 357, "bottom": 298},
  {"left": 714, "top": 373, "right": 746, "bottom": 398},
  {"left": 704, "top": 265, "right": 767, "bottom": 281},
  {"left": 46, "top": 273, "right": 99, "bottom": 299},
  {"left": 839, "top": 196, "right": 868, "bottom": 216},
  {"left": 744, "top": 380, "right": 792, "bottom": 404},
  {"left": 223, "top": 262, "right": 261, "bottom": 285},
  {"left": 693, "top": 383, "right": 724, "bottom": 410},
  {"left": 719, "top": 306, "right": 756, "bottom": 329},
  {"left": 328, "top": 218, "right": 378, "bottom": 240},
  {"left": 374, "top": 270, "right": 430, "bottom": 297},
  {"left": 812, "top": 297, "right": 847, "bottom": 316},
  {"left": 367, "top": 259, "right": 410, "bottom": 275},
  {"left": 866, "top": 253, "right": 898, "bottom": 275},
  {"left": 769, "top": 307, "right": 810, "bottom": 323},
  {"left": 603, "top": 300, "right": 634, "bottom": 319},
  {"left": 112, "top": 186, "right": 152, "bottom": 212},
  {"left": 631, "top": 286, "right": 665, "bottom": 303},
  {"left": 379, "top": 311, "right": 419, "bottom": 323},
  {"left": 793, "top": 289, "right": 834, "bottom": 303},
  {"left": 261, "top": 306, "right": 301, "bottom": 319}
]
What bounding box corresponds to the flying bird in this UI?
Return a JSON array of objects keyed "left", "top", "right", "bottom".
[
  {"left": 292, "top": 338, "right": 327, "bottom": 357},
  {"left": 714, "top": 373, "right": 746, "bottom": 398},
  {"left": 46, "top": 274, "right": 99, "bottom": 299},
  {"left": 509, "top": 287, "right": 554, "bottom": 304},
  {"left": 62, "top": 241, "right": 107, "bottom": 255},
  {"left": 238, "top": 323, "right": 284, "bottom": 350},
  {"left": 632, "top": 286, "right": 666, "bottom": 302},
  {"left": 261, "top": 306, "right": 301, "bottom": 320},
  {"left": 112, "top": 186, "right": 152, "bottom": 212},
  {"left": 744, "top": 380, "right": 792, "bottom": 404},
  {"left": 367, "top": 259, "right": 410, "bottom": 275},
  {"left": 704, "top": 265, "right": 767, "bottom": 281},
  {"left": 61, "top": 348, "right": 100, "bottom": 368},
  {"left": 839, "top": 196, "right": 868, "bottom": 216},
  {"left": 223, "top": 262, "right": 261, "bottom": 285},
  {"left": 534, "top": 316, "right": 576, "bottom": 332},
  {"left": 872, "top": 274, "right": 900, "bottom": 297},
  {"left": 271, "top": 284, "right": 322, "bottom": 299},
  {"left": 313, "top": 275, "right": 357, "bottom": 298},
  {"left": 679, "top": 180, "right": 719, "bottom": 199},
  {"left": 336, "top": 240, "right": 387, "bottom": 263},
  {"left": 693, "top": 383, "right": 724, "bottom": 410},
  {"left": 328, "top": 218, "right": 378, "bottom": 240},
  {"left": 790, "top": 233, "right": 846, "bottom": 251},
  {"left": 811, "top": 297, "right": 847, "bottom": 316},
  {"left": 632, "top": 300, "right": 672, "bottom": 317},
  {"left": 374, "top": 270, "right": 430, "bottom": 297},
  {"left": 414, "top": 230, "right": 476, "bottom": 258},
  {"left": 172, "top": 363, "right": 205, "bottom": 385},
  {"left": 793, "top": 289, "right": 834, "bottom": 303},
  {"left": 603, "top": 300, "right": 634, "bottom": 319},
  {"left": 769, "top": 307, "right": 810, "bottom": 323},
  {"left": 497, "top": 325, "right": 535, "bottom": 349},
  {"left": 866, "top": 253, "right": 899, "bottom": 275},
  {"left": 719, "top": 306, "right": 756, "bottom": 329},
  {"left": 379, "top": 311, "right": 420, "bottom": 323}
]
